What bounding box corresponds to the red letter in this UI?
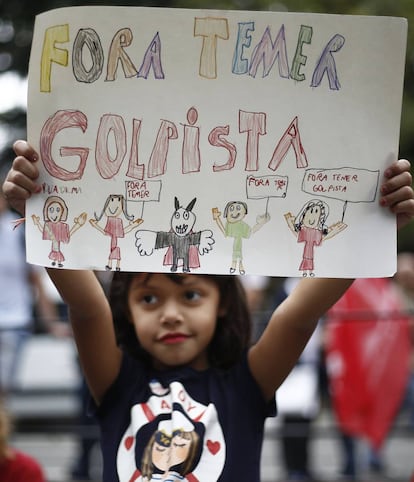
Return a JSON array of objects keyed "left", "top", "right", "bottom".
[
  {"left": 126, "top": 119, "right": 145, "bottom": 180},
  {"left": 208, "top": 125, "right": 237, "bottom": 172},
  {"left": 239, "top": 110, "right": 266, "bottom": 171},
  {"left": 182, "top": 107, "right": 201, "bottom": 174},
  {"left": 40, "top": 110, "right": 89, "bottom": 180},
  {"left": 147, "top": 120, "right": 178, "bottom": 178},
  {"left": 95, "top": 114, "right": 127, "bottom": 179},
  {"left": 268, "top": 116, "right": 308, "bottom": 171}
]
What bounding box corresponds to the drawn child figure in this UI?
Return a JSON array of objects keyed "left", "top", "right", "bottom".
[
  {"left": 135, "top": 197, "right": 215, "bottom": 273},
  {"left": 32, "top": 195, "right": 86, "bottom": 267},
  {"left": 4, "top": 141, "right": 414, "bottom": 482},
  {"left": 212, "top": 201, "right": 270, "bottom": 275},
  {"left": 285, "top": 199, "right": 347, "bottom": 277},
  {"left": 90, "top": 194, "right": 143, "bottom": 271},
  {"left": 140, "top": 411, "right": 200, "bottom": 481}
]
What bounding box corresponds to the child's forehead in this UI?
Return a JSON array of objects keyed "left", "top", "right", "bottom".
[{"left": 130, "top": 272, "right": 202, "bottom": 286}]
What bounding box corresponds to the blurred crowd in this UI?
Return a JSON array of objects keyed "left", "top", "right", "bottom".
[{"left": 242, "top": 269, "right": 414, "bottom": 482}]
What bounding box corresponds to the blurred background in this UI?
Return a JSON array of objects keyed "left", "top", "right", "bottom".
[{"left": 0, "top": 1, "right": 413, "bottom": 481}]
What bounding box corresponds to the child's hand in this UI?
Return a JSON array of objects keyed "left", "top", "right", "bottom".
[
  {"left": 2, "top": 140, "right": 41, "bottom": 216},
  {"left": 380, "top": 159, "right": 414, "bottom": 230}
]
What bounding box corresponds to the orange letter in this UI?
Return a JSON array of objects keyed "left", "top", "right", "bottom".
[{"left": 194, "top": 17, "right": 229, "bottom": 79}]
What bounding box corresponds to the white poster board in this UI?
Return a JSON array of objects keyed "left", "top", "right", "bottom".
[{"left": 26, "top": 6, "right": 407, "bottom": 277}]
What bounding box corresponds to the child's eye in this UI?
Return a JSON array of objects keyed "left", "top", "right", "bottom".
[
  {"left": 142, "top": 294, "right": 158, "bottom": 305},
  {"left": 184, "top": 290, "right": 201, "bottom": 302}
]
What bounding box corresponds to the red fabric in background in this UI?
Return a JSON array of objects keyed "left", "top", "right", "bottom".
[{"left": 325, "top": 278, "right": 410, "bottom": 449}]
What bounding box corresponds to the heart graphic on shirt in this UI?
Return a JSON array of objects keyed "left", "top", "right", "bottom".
[
  {"left": 124, "top": 436, "right": 134, "bottom": 450},
  {"left": 206, "top": 439, "right": 220, "bottom": 455}
]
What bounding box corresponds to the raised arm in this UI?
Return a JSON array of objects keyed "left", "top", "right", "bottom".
[
  {"left": 249, "top": 277, "right": 352, "bottom": 400},
  {"left": 249, "top": 159, "right": 414, "bottom": 401},
  {"left": 3, "top": 141, "right": 122, "bottom": 404},
  {"left": 46, "top": 268, "right": 121, "bottom": 403}
]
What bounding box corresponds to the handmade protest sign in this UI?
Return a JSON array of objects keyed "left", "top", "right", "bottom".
[{"left": 26, "top": 6, "right": 407, "bottom": 277}]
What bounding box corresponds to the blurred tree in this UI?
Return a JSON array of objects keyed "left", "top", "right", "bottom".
[{"left": 0, "top": 0, "right": 413, "bottom": 246}]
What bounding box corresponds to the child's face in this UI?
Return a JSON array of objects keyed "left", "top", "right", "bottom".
[
  {"left": 226, "top": 202, "right": 246, "bottom": 223},
  {"left": 302, "top": 205, "right": 321, "bottom": 228},
  {"left": 46, "top": 201, "right": 64, "bottom": 222},
  {"left": 105, "top": 195, "right": 123, "bottom": 217},
  {"left": 127, "top": 273, "right": 222, "bottom": 370}
]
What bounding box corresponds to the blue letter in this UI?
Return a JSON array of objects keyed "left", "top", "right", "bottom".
[
  {"left": 232, "top": 22, "right": 255, "bottom": 75},
  {"left": 311, "top": 34, "right": 345, "bottom": 90}
]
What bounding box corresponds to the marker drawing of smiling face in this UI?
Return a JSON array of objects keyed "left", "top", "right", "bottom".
[
  {"left": 302, "top": 204, "right": 321, "bottom": 228},
  {"left": 43, "top": 196, "right": 68, "bottom": 223},
  {"left": 105, "top": 195, "right": 123, "bottom": 217},
  {"left": 225, "top": 202, "right": 247, "bottom": 224},
  {"left": 47, "top": 201, "right": 64, "bottom": 222}
]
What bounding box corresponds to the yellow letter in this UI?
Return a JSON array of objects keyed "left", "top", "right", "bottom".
[
  {"left": 194, "top": 17, "right": 228, "bottom": 79},
  {"left": 40, "top": 24, "right": 69, "bottom": 92}
]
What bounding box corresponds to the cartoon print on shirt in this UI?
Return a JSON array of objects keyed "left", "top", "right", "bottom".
[
  {"left": 89, "top": 194, "right": 143, "bottom": 271},
  {"left": 140, "top": 411, "right": 201, "bottom": 481},
  {"left": 32, "top": 195, "right": 87, "bottom": 267},
  {"left": 135, "top": 197, "right": 215, "bottom": 272},
  {"left": 212, "top": 201, "right": 270, "bottom": 275},
  {"left": 116, "top": 380, "right": 226, "bottom": 482},
  {"left": 284, "top": 198, "right": 347, "bottom": 277}
]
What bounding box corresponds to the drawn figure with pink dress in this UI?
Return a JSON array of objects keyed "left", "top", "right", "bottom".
[
  {"left": 89, "top": 194, "right": 143, "bottom": 271},
  {"left": 285, "top": 199, "right": 347, "bottom": 277},
  {"left": 32, "top": 195, "right": 87, "bottom": 268}
]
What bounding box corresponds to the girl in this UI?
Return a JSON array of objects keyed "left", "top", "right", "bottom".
[
  {"left": 32, "top": 195, "right": 86, "bottom": 267},
  {"left": 90, "top": 193, "right": 143, "bottom": 271},
  {"left": 3, "top": 140, "right": 414, "bottom": 481},
  {"left": 285, "top": 199, "right": 346, "bottom": 277}
]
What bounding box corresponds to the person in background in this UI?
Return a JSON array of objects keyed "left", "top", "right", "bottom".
[
  {"left": 325, "top": 276, "right": 411, "bottom": 479},
  {"left": 0, "top": 399, "right": 46, "bottom": 481},
  {"left": 271, "top": 278, "right": 322, "bottom": 481},
  {"left": 0, "top": 178, "right": 66, "bottom": 395},
  {"left": 393, "top": 252, "right": 414, "bottom": 432}
]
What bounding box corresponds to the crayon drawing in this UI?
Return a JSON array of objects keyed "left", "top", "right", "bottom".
[
  {"left": 212, "top": 201, "right": 270, "bottom": 275},
  {"left": 32, "top": 195, "right": 87, "bottom": 267},
  {"left": 135, "top": 197, "right": 215, "bottom": 272},
  {"left": 284, "top": 200, "right": 347, "bottom": 277},
  {"left": 89, "top": 194, "right": 143, "bottom": 271}
]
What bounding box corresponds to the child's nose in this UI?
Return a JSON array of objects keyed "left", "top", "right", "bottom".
[{"left": 160, "top": 299, "right": 183, "bottom": 324}]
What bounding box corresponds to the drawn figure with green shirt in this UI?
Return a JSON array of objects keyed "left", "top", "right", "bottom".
[{"left": 212, "top": 201, "right": 270, "bottom": 275}]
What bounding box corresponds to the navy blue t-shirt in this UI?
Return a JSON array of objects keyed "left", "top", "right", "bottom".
[{"left": 96, "top": 352, "right": 276, "bottom": 481}]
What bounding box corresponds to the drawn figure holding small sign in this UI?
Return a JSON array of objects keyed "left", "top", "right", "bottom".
[
  {"left": 135, "top": 197, "right": 215, "bottom": 272},
  {"left": 89, "top": 194, "right": 143, "bottom": 271},
  {"left": 212, "top": 201, "right": 270, "bottom": 275},
  {"left": 32, "top": 195, "right": 87, "bottom": 267},
  {"left": 285, "top": 199, "right": 347, "bottom": 277}
]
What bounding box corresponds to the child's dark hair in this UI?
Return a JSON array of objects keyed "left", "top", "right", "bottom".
[{"left": 109, "top": 272, "right": 252, "bottom": 369}]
